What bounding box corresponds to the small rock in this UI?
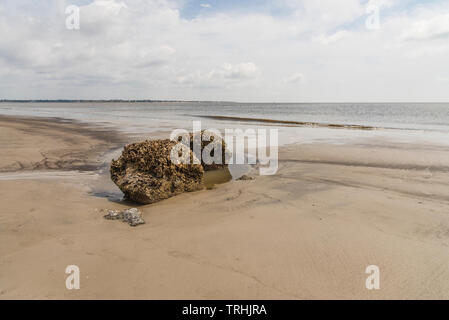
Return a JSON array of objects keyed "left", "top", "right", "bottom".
[
  {"left": 104, "top": 209, "right": 123, "bottom": 220},
  {"left": 237, "top": 175, "right": 255, "bottom": 181},
  {"left": 103, "top": 208, "right": 145, "bottom": 227},
  {"left": 122, "top": 208, "right": 145, "bottom": 227}
]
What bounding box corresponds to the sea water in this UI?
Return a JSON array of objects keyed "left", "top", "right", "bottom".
[{"left": 1, "top": 101, "right": 449, "bottom": 146}]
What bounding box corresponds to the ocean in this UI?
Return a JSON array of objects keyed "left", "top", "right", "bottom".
[{"left": 1, "top": 102, "right": 449, "bottom": 145}]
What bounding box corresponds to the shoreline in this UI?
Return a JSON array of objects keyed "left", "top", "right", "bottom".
[{"left": 2, "top": 116, "right": 449, "bottom": 299}]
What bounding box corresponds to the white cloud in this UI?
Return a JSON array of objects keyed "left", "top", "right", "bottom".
[
  {"left": 282, "top": 0, "right": 365, "bottom": 29},
  {"left": 94, "top": 0, "right": 128, "bottom": 14},
  {"left": 315, "top": 30, "right": 351, "bottom": 45},
  {"left": 400, "top": 13, "right": 449, "bottom": 41},
  {"left": 284, "top": 73, "right": 305, "bottom": 84},
  {"left": 212, "top": 63, "right": 259, "bottom": 79},
  {"left": 0, "top": 0, "right": 448, "bottom": 101},
  {"left": 175, "top": 62, "right": 259, "bottom": 88},
  {"left": 200, "top": 3, "right": 211, "bottom": 9},
  {"left": 367, "top": 0, "right": 394, "bottom": 9}
]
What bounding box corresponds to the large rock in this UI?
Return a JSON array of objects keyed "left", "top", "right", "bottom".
[
  {"left": 110, "top": 139, "right": 204, "bottom": 204},
  {"left": 186, "top": 131, "right": 229, "bottom": 171}
]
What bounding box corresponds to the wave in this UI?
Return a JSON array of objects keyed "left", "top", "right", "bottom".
[{"left": 193, "top": 115, "right": 383, "bottom": 130}]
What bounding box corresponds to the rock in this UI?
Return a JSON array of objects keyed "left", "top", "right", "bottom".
[
  {"left": 103, "top": 208, "right": 145, "bottom": 227},
  {"left": 110, "top": 139, "right": 204, "bottom": 204},
  {"left": 237, "top": 175, "right": 255, "bottom": 181},
  {"left": 103, "top": 209, "right": 123, "bottom": 220},
  {"left": 185, "top": 131, "right": 230, "bottom": 171},
  {"left": 122, "top": 208, "right": 145, "bottom": 227}
]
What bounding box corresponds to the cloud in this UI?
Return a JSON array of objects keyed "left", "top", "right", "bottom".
[
  {"left": 315, "top": 30, "right": 351, "bottom": 45},
  {"left": 282, "top": 0, "right": 365, "bottom": 29},
  {"left": 200, "top": 3, "right": 211, "bottom": 9},
  {"left": 400, "top": 13, "right": 449, "bottom": 41},
  {"left": 212, "top": 63, "right": 259, "bottom": 79},
  {"left": 94, "top": 0, "right": 128, "bottom": 14},
  {"left": 367, "top": 0, "right": 394, "bottom": 10},
  {"left": 175, "top": 62, "right": 259, "bottom": 88},
  {"left": 0, "top": 0, "right": 448, "bottom": 101},
  {"left": 284, "top": 73, "right": 305, "bottom": 84}
]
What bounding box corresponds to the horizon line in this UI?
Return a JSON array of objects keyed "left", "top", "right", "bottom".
[{"left": 1, "top": 99, "right": 448, "bottom": 104}]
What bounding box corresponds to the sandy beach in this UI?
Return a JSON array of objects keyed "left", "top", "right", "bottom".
[{"left": 1, "top": 115, "right": 449, "bottom": 299}]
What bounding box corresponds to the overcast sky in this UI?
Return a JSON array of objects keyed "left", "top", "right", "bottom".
[{"left": 0, "top": 0, "right": 448, "bottom": 102}]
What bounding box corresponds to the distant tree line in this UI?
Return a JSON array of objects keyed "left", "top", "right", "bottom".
[{"left": 0, "top": 99, "right": 183, "bottom": 103}]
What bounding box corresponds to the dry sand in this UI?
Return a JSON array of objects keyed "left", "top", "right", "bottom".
[{"left": 1, "top": 116, "right": 449, "bottom": 299}]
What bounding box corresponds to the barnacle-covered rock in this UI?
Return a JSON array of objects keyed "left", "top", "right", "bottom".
[
  {"left": 110, "top": 139, "right": 204, "bottom": 204},
  {"left": 185, "top": 131, "right": 230, "bottom": 171}
]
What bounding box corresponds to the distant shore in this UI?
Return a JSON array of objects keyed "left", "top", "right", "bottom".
[
  {"left": 1, "top": 100, "right": 448, "bottom": 103},
  {"left": 1, "top": 115, "right": 449, "bottom": 299},
  {"left": 0, "top": 99, "right": 237, "bottom": 104}
]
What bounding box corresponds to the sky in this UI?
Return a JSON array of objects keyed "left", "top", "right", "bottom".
[{"left": 0, "top": 0, "right": 448, "bottom": 102}]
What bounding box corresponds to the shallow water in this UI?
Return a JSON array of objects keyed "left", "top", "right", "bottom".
[
  {"left": 1, "top": 102, "right": 449, "bottom": 131},
  {"left": 1, "top": 102, "right": 449, "bottom": 146},
  {"left": 204, "top": 167, "right": 233, "bottom": 189}
]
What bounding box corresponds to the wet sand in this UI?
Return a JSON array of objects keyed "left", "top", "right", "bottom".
[
  {"left": 0, "top": 115, "right": 125, "bottom": 172},
  {"left": 1, "top": 116, "right": 449, "bottom": 299}
]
